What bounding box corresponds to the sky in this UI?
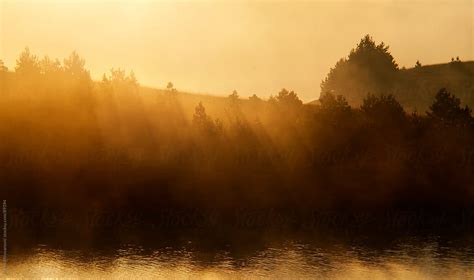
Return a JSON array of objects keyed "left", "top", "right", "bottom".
[{"left": 1, "top": 0, "right": 473, "bottom": 101}]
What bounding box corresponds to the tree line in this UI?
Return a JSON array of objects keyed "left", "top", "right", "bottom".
[{"left": 0, "top": 38, "right": 473, "bottom": 213}]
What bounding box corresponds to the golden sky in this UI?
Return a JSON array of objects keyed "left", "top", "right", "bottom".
[{"left": 1, "top": 0, "right": 473, "bottom": 101}]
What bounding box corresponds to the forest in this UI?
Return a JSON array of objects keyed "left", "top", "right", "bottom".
[{"left": 0, "top": 35, "right": 473, "bottom": 219}]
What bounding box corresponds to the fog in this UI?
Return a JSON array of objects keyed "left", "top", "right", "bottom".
[{"left": 1, "top": 0, "right": 472, "bottom": 101}]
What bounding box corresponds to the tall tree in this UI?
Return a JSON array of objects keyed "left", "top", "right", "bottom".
[
  {"left": 15, "top": 47, "right": 40, "bottom": 76},
  {"left": 428, "top": 88, "right": 472, "bottom": 126},
  {"left": 63, "top": 51, "right": 90, "bottom": 80},
  {"left": 321, "top": 35, "right": 399, "bottom": 104}
]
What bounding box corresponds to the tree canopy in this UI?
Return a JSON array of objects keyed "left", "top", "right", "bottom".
[
  {"left": 15, "top": 47, "right": 41, "bottom": 76},
  {"left": 321, "top": 35, "right": 399, "bottom": 104},
  {"left": 428, "top": 88, "right": 472, "bottom": 126},
  {"left": 361, "top": 94, "right": 405, "bottom": 125}
]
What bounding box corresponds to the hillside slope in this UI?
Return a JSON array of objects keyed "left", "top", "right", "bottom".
[
  {"left": 396, "top": 61, "right": 474, "bottom": 111},
  {"left": 312, "top": 61, "right": 474, "bottom": 111}
]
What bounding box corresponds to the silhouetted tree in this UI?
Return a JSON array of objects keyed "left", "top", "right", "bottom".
[
  {"left": 229, "top": 90, "right": 239, "bottom": 100},
  {"left": 63, "top": 51, "right": 90, "bottom": 80},
  {"left": 319, "top": 91, "right": 351, "bottom": 113},
  {"left": 193, "top": 102, "right": 209, "bottom": 124},
  {"left": 0, "top": 60, "right": 7, "bottom": 96},
  {"left": 109, "top": 68, "right": 127, "bottom": 82},
  {"left": 410, "top": 109, "right": 421, "bottom": 123},
  {"left": 100, "top": 68, "right": 138, "bottom": 96},
  {"left": 318, "top": 91, "right": 352, "bottom": 125},
  {"left": 271, "top": 88, "right": 303, "bottom": 107},
  {"left": 40, "top": 56, "right": 62, "bottom": 76},
  {"left": 415, "top": 60, "right": 422, "bottom": 68},
  {"left": 129, "top": 71, "right": 138, "bottom": 87},
  {"left": 248, "top": 94, "right": 262, "bottom": 103},
  {"left": 104, "top": 68, "right": 137, "bottom": 85},
  {"left": 247, "top": 94, "right": 263, "bottom": 112},
  {"left": 164, "top": 81, "right": 177, "bottom": 94},
  {"left": 450, "top": 57, "right": 461, "bottom": 63},
  {"left": 321, "top": 35, "right": 399, "bottom": 104},
  {"left": 193, "top": 102, "right": 220, "bottom": 134},
  {"left": 15, "top": 47, "right": 40, "bottom": 76},
  {"left": 214, "top": 118, "right": 224, "bottom": 133},
  {"left": 228, "top": 90, "right": 240, "bottom": 106},
  {"left": 361, "top": 94, "right": 405, "bottom": 125},
  {"left": 428, "top": 88, "right": 472, "bottom": 126},
  {"left": 0, "top": 60, "right": 7, "bottom": 72}
]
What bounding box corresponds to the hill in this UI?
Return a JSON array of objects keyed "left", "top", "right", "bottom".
[
  {"left": 317, "top": 35, "right": 473, "bottom": 112},
  {"left": 396, "top": 61, "right": 474, "bottom": 111},
  {"left": 310, "top": 61, "right": 474, "bottom": 111}
]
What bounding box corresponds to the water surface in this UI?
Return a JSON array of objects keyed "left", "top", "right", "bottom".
[{"left": 6, "top": 231, "right": 474, "bottom": 279}]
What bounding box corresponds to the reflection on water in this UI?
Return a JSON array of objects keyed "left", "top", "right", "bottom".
[{"left": 6, "top": 233, "right": 474, "bottom": 279}]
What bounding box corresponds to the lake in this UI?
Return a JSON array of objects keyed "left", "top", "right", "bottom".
[{"left": 5, "top": 229, "right": 474, "bottom": 279}]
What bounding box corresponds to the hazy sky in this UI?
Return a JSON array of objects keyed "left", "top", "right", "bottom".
[{"left": 1, "top": 0, "right": 473, "bottom": 101}]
